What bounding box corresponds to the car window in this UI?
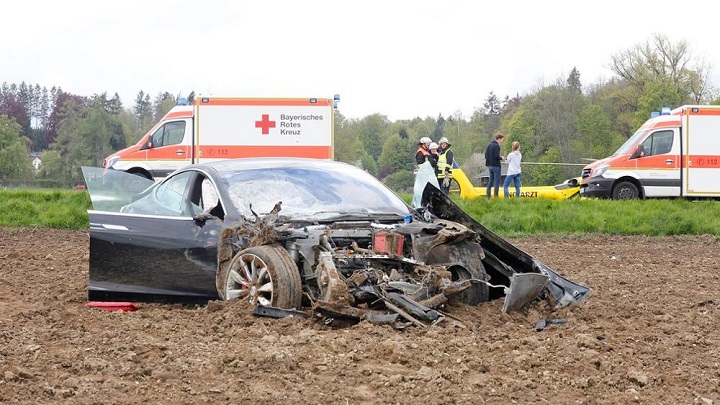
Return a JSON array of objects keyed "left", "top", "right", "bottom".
[
  {"left": 155, "top": 171, "right": 194, "bottom": 214},
  {"left": 150, "top": 121, "right": 186, "bottom": 147},
  {"left": 640, "top": 130, "right": 673, "bottom": 157},
  {"left": 652, "top": 130, "right": 673, "bottom": 155},
  {"left": 164, "top": 121, "right": 186, "bottom": 146},
  {"left": 150, "top": 126, "right": 164, "bottom": 148}
]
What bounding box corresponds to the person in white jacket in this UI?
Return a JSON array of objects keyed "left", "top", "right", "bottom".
[{"left": 503, "top": 141, "right": 522, "bottom": 198}]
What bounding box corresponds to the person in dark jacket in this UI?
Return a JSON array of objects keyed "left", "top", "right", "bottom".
[
  {"left": 415, "top": 136, "right": 434, "bottom": 166},
  {"left": 484, "top": 133, "right": 505, "bottom": 200}
]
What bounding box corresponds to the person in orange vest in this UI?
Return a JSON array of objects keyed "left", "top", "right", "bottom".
[{"left": 415, "top": 136, "right": 433, "bottom": 167}]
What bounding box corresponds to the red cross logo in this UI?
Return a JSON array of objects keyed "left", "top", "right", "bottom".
[{"left": 255, "top": 114, "right": 276, "bottom": 135}]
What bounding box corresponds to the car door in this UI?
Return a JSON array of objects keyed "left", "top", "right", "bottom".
[
  {"left": 88, "top": 170, "right": 223, "bottom": 302},
  {"left": 143, "top": 119, "right": 192, "bottom": 179}
]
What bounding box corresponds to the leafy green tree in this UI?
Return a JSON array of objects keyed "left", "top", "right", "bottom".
[
  {"left": 153, "top": 92, "right": 176, "bottom": 121},
  {"left": 77, "top": 99, "right": 125, "bottom": 167},
  {"left": 610, "top": 34, "right": 713, "bottom": 104},
  {"left": 465, "top": 109, "right": 488, "bottom": 158},
  {"left": 45, "top": 92, "right": 87, "bottom": 147},
  {"left": 333, "top": 111, "right": 360, "bottom": 164},
  {"left": 0, "top": 115, "right": 33, "bottom": 181},
  {"left": 45, "top": 98, "right": 86, "bottom": 185},
  {"left": 383, "top": 170, "right": 414, "bottom": 193},
  {"left": 532, "top": 147, "right": 564, "bottom": 185},
  {"left": 634, "top": 78, "right": 683, "bottom": 127},
  {"left": 355, "top": 114, "right": 390, "bottom": 162},
  {"left": 359, "top": 151, "right": 378, "bottom": 176},
  {"left": 567, "top": 67, "right": 582, "bottom": 94},
  {"left": 586, "top": 78, "right": 640, "bottom": 137},
  {"left": 37, "top": 149, "right": 64, "bottom": 184},
  {"left": 118, "top": 109, "right": 142, "bottom": 146},
  {"left": 502, "top": 102, "right": 539, "bottom": 160},
  {"left": 186, "top": 91, "right": 196, "bottom": 105},
  {"left": 432, "top": 114, "right": 445, "bottom": 139},
  {"left": 483, "top": 91, "right": 503, "bottom": 114},
  {"left": 532, "top": 83, "right": 585, "bottom": 164},
  {"left": 378, "top": 133, "right": 414, "bottom": 178},
  {"left": 574, "top": 103, "right": 625, "bottom": 159},
  {"left": 133, "top": 91, "right": 153, "bottom": 132}
]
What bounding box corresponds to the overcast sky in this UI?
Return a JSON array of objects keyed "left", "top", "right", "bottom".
[{"left": 3, "top": 0, "right": 720, "bottom": 121}]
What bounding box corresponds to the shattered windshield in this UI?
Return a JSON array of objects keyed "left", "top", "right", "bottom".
[{"left": 220, "top": 165, "right": 411, "bottom": 219}]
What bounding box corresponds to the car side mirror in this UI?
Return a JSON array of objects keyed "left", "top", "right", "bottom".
[
  {"left": 630, "top": 145, "right": 644, "bottom": 159},
  {"left": 193, "top": 212, "right": 217, "bottom": 224}
]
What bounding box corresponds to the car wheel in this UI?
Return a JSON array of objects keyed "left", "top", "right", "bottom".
[
  {"left": 612, "top": 181, "right": 639, "bottom": 200},
  {"left": 218, "top": 245, "right": 302, "bottom": 308},
  {"left": 449, "top": 264, "right": 489, "bottom": 305}
]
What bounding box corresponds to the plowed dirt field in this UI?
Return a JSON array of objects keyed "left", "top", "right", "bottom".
[{"left": 1, "top": 227, "right": 718, "bottom": 404}]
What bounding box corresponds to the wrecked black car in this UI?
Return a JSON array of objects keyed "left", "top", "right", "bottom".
[{"left": 84, "top": 158, "right": 589, "bottom": 326}]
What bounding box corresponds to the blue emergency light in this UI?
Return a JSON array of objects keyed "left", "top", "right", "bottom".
[
  {"left": 177, "top": 97, "right": 188, "bottom": 106},
  {"left": 660, "top": 106, "right": 671, "bottom": 115}
]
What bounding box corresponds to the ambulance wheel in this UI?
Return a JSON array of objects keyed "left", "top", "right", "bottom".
[
  {"left": 612, "top": 181, "right": 639, "bottom": 200},
  {"left": 217, "top": 245, "right": 302, "bottom": 309}
]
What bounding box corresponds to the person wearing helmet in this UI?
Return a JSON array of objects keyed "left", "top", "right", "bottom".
[
  {"left": 415, "top": 136, "right": 433, "bottom": 167},
  {"left": 436, "top": 137, "right": 454, "bottom": 195},
  {"left": 428, "top": 142, "right": 440, "bottom": 173},
  {"left": 412, "top": 138, "right": 440, "bottom": 207}
]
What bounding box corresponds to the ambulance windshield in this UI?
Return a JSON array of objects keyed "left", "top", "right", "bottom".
[{"left": 614, "top": 129, "right": 648, "bottom": 156}]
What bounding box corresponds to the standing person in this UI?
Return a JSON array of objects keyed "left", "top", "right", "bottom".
[
  {"left": 484, "top": 133, "right": 505, "bottom": 200},
  {"left": 436, "top": 137, "right": 454, "bottom": 195},
  {"left": 415, "top": 137, "right": 433, "bottom": 167},
  {"left": 503, "top": 141, "right": 522, "bottom": 198},
  {"left": 412, "top": 139, "right": 439, "bottom": 207},
  {"left": 428, "top": 142, "right": 440, "bottom": 174}
]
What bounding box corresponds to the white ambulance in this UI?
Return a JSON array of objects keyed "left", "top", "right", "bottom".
[
  {"left": 581, "top": 105, "right": 720, "bottom": 199},
  {"left": 104, "top": 96, "right": 338, "bottom": 180}
]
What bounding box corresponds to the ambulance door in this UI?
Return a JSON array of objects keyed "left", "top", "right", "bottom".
[
  {"left": 635, "top": 128, "right": 680, "bottom": 197},
  {"left": 143, "top": 119, "right": 192, "bottom": 179}
]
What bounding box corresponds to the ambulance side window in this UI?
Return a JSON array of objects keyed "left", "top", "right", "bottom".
[
  {"left": 150, "top": 126, "right": 164, "bottom": 148},
  {"left": 164, "top": 121, "right": 186, "bottom": 146},
  {"left": 640, "top": 130, "right": 673, "bottom": 157},
  {"left": 149, "top": 121, "right": 186, "bottom": 148}
]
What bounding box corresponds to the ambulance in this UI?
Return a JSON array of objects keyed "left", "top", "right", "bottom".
[
  {"left": 580, "top": 105, "right": 720, "bottom": 199},
  {"left": 104, "top": 96, "right": 338, "bottom": 180}
]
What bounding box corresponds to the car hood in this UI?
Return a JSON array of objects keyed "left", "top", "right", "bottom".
[{"left": 421, "top": 183, "right": 591, "bottom": 309}]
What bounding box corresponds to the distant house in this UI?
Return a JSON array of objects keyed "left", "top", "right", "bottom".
[{"left": 30, "top": 152, "right": 42, "bottom": 171}]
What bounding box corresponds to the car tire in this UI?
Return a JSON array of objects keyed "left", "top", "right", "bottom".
[
  {"left": 612, "top": 181, "right": 639, "bottom": 200},
  {"left": 448, "top": 264, "right": 490, "bottom": 305},
  {"left": 217, "top": 244, "right": 302, "bottom": 308}
]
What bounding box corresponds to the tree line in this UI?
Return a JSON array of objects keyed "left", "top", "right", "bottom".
[{"left": 1, "top": 35, "right": 717, "bottom": 190}]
